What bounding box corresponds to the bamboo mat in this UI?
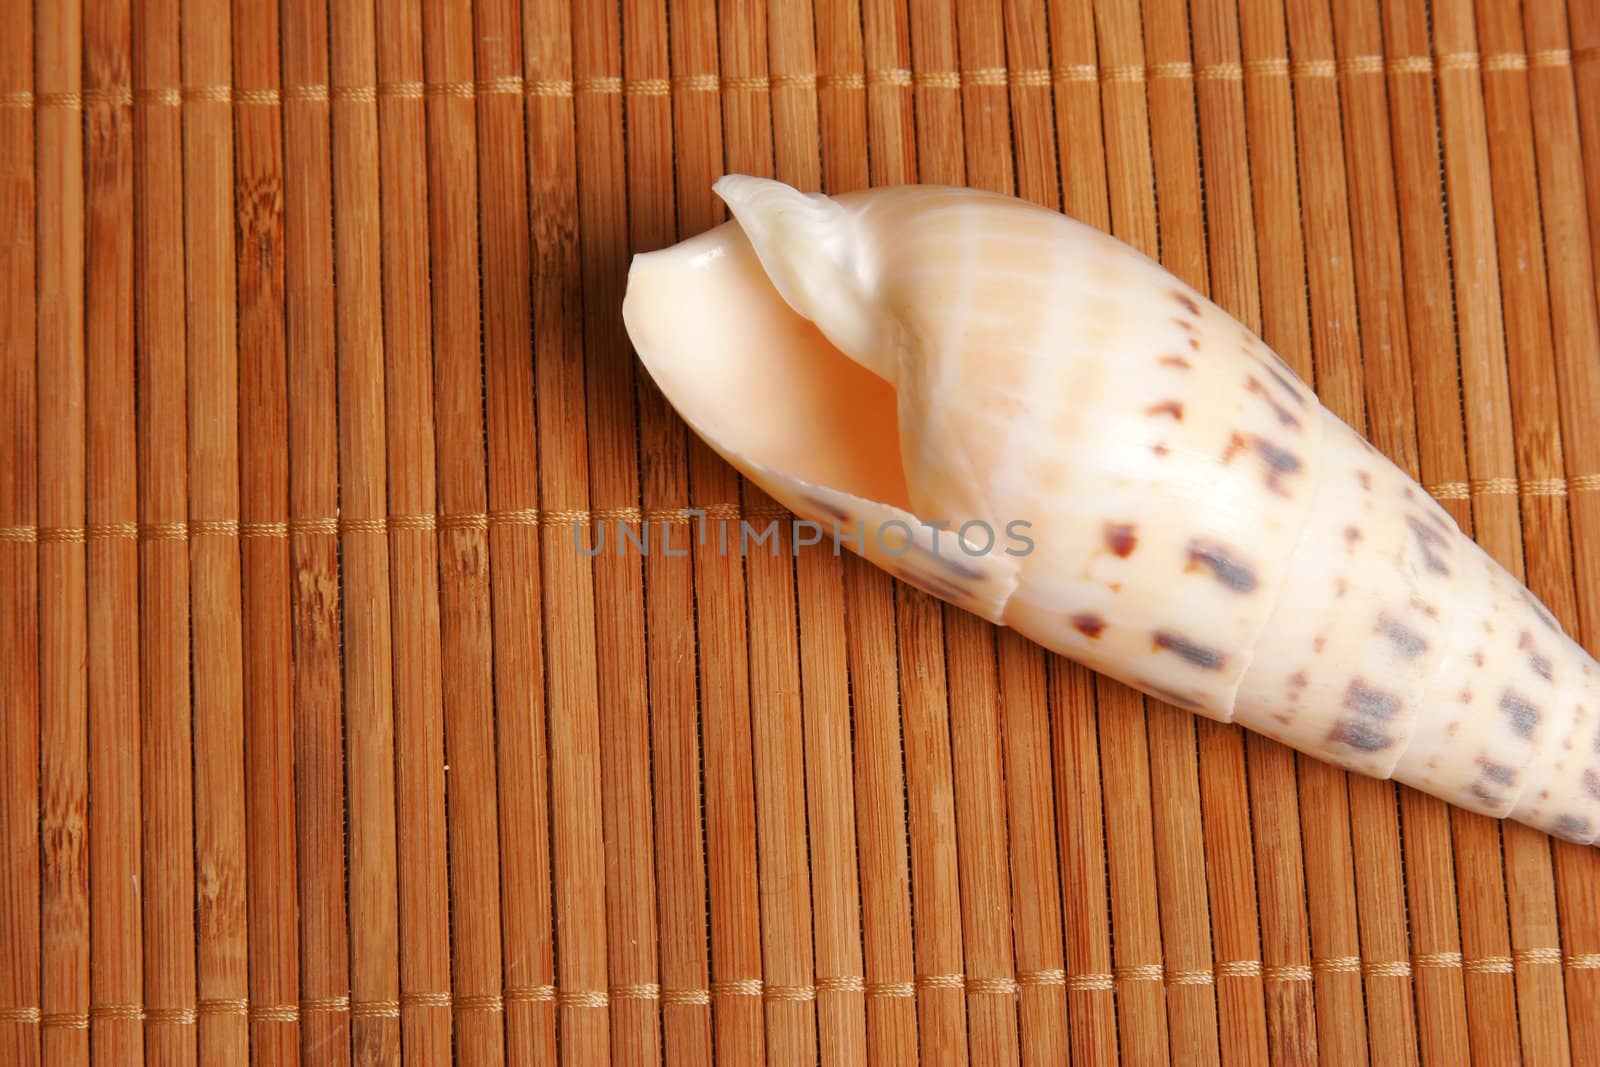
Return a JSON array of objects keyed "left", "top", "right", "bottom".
[{"left": 3, "top": 0, "right": 1600, "bottom": 1064}]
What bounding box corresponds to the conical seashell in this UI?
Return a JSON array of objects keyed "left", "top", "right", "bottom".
[{"left": 621, "top": 175, "right": 1600, "bottom": 846}]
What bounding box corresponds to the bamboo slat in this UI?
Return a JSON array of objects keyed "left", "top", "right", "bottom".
[
  {"left": 132, "top": 2, "right": 199, "bottom": 1061},
  {"left": 281, "top": 1, "right": 355, "bottom": 1063},
  {"left": 36, "top": 6, "right": 90, "bottom": 1067},
  {"left": 83, "top": 2, "right": 143, "bottom": 1061},
  {"left": 1, "top": 3, "right": 39, "bottom": 1066},
  {"left": 5, "top": 3, "right": 1600, "bottom": 1064},
  {"left": 328, "top": 0, "right": 403, "bottom": 1060}
]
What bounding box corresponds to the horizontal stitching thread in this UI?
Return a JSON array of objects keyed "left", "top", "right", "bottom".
[
  {"left": 1166, "top": 968, "right": 1215, "bottom": 986},
  {"left": 401, "top": 992, "right": 451, "bottom": 1009},
  {"left": 708, "top": 979, "right": 763, "bottom": 998},
  {"left": 1414, "top": 952, "right": 1463, "bottom": 968},
  {"left": 13, "top": 471, "right": 1600, "bottom": 546},
  {"left": 1314, "top": 956, "right": 1362, "bottom": 974},
  {"left": 864, "top": 981, "right": 915, "bottom": 998},
  {"left": 1464, "top": 956, "right": 1515, "bottom": 974},
  {"left": 610, "top": 983, "right": 659, "bottom": 1001},
  {"left": 88, "top": 1004, "right": 143, "bottom": 1021},
  {"left": 965, "top": 977, "right": 1022, "bottom": 996},
  {"left": 196, "top": 998, "right": 247, "bottom": 1016},
  {"left": 1018, "top": 968, "right": 1067, "bottom": 986},
  {"left": 1264, "top": 965, "right": 1314, "bottom": 983},
  {"left": 452, "top": 994, "right": 503, "bottom": 1013},
  {"left": 249, "top": 1004, "right": 300, "bottom": 1023},
  {"left": 764, "top": 984, "right": 818, "bottom": 1002},
  {"left": 556, "top": 991, "right": 609, "bottom": 1009},
  {"left": 1115, "top": 964, "right": 1166, "bottom": 983},
  {"left": 0, "top": 959, "right": 1589, "bottom": 1017},
  {"left": 0, "top": 505, "right": 797, "bottom": 543},
  {"left": 301, "top": 995, "right": 350, "bottom": 1013},
  {"left": 816, "top": 975, "right": 867, "bottom": 994},
  {"left": 7, "top": 49, "right": 1590, "bottom": 111}
]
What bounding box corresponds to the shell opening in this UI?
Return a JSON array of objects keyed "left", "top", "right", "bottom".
[{"left": 622, "top": 219, "right": 913, "bottom": 513}]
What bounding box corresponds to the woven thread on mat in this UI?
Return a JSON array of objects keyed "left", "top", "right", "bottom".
[
  {"left": 400, "top": 992, "right": 451, "bottom": 1009},
  {"left": 765, "top": 985, "right": 818, "bottom": 1003},
  {"left": 301, "top": 996, "right": 350, "bottom": 1014},
  {"left": 1265, "top": 965, "right": 1314, "bottom": 983},
  {"left": 453, "top": 994, "right": 504, "bottom": 1014},
  {"left": 1314, "top": 956, "right": 1362, "bottom": 975},
  {"left": 1115, "top": 964, "right": 1166, "bottom": 983},
  {"left": 1414, "top": 952, "right": 1463, "bottom": 969},
  {"left": 197, "top": 998, "right": 247, "bottom": 1016},
  {"left": 6, "top": 49, "right": 1591, "bottom": 116},
  {"left": 1465, "top": 956, "right": 1516, "bottom": 975},
  {"left": 966, "top": 977, "right": 1022, "bottom": 996},
  {"left": 609, "top": 984, "right": 660, "bottom": 1001},
  {"left": 249, "top": 1004, "right": 300, "bottom": 1023},
  {"left": 708, "top": 979, "right": 763, "bottom": 998},
  {"left": 7, "top": 472, "right": 1597, "bottom": 546},
  {"left": 556, "top": 991, "right": 609, "bottom": 1009},
  {"left": 10, "top": 944, "right": 1593, "bottom": 1026},
  {"left": 817, "top": 975, "right": 866, "bottom": 994},
  {"left": 1018, "top": 969, "right": 1067, "bottom": 987},
  {"left": 1166, "top": 968, "right": 1215, "bottom": 986},
  {"left": 865, "top": 981, "right": 916, "bottom": 998},
  {"left": 89, "top": 1004, "right": 143, "bottom": 1021}
]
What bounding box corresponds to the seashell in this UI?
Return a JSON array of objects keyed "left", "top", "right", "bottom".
[{"left": 620, "top": 174, "right": 1600, "bottom": 846}]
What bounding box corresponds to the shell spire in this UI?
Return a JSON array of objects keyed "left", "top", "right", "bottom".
[
  {"left": 710, "top": 175, "right": 890, "bottom": 384},
  {"left": 621, "top": 175, "right": 1600, "bottom": 847}
]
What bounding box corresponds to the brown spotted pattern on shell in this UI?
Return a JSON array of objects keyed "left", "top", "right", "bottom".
[{"left": 621, "top": 175, "right": 1600, "bottom": 847}]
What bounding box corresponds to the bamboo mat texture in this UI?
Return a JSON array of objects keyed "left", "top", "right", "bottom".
[{"left": 4, "top": 0, "right": 1600, "bottom": 1064}]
